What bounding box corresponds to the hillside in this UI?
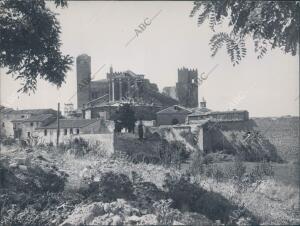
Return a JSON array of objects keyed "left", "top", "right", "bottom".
[{"left": 252, "top": 117, "right": 299, "bottom": 162}]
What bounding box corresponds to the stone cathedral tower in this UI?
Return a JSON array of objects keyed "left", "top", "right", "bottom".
[
  {"left": 176, "top": 67, "right": 198, "bottom": 108},
  {"left": 76, "top": 54, "right": 91, "bottom": 109}
]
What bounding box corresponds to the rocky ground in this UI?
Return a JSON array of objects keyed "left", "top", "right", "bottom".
[{"left": 0, "top": 143, "right": 299, "bottom": 225}]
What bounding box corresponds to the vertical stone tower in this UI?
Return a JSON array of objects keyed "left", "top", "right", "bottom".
[
  {"left": 76, "top": 54, "right": 91, "bottom": 109},
  {"left": 176, "top": 67, "right": 198, "bottom": 108}
]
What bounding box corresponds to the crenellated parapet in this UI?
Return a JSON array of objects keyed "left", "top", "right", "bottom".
[{"left": 176, "top": 66, "right": 199, "bottom": 108}]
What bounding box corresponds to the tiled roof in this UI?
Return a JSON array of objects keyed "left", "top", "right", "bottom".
[
  {"left": 9, "top": 108, "right": 57, "bottom": 115},
  {"left": 189, "top": 109, "right": 248, "bottom": 116},
  {"left": 0, "top": 107, "right": 14, "bottom": 114},
  {"left": 12, "top": 114, "right": 55, "bottom": 122},
  {"left": 38, "top": 119, "right": 99, "bottom": 129},
  {"left": 188, "top": 107, "right": 212, "bottom": 116},
  {"left": 157, "top": 105, "right": 192, "bottom": 114}
]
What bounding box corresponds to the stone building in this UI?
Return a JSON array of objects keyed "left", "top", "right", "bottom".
[
  {"left": 12, "top": 114, "right": 56, "bottom": 139},
  {"left": 76, "top": 54, "right": 178, "bottom": 120},
  {"left": 77, "top": 54, "right": 92, "bottom": 109},
  {"left": 0, "top": 108, "right": 57, "bottom": 138},
  {"left": 36, "top": 119, "right": 102, "bottom": 144},
  {"left": 188, "top": 110, "right": 249, "bottom": 124},
  {"left": 176, "top": 67, "right": 199, "bottom": 108},
  {"left": 156, "top": 105, "right": 192, "bottom": 126}
]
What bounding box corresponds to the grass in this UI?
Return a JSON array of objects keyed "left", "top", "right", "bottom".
[
  {"left": 195, "top": 176, "right": 300, "bottom": 225},
  {"left": 1, "top": 142, "right": 299, "bottom": 225},
  {"left": 209, "top": 161, "right": 299, "bottom": 186}
]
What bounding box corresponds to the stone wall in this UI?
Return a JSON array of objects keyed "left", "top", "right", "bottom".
[{"left": 156, "top": 113, "right": 188, "bottom": 126}]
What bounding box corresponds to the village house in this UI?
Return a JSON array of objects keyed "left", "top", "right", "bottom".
[
  {"left": 156, "top": 105, "right": 192, "bottom": 126},
  {"left": 0, "top": 108, "right": 57, "bottom": 138},
  {"left": 36, "top": 119, "right": 106, "bottom": 144},
  {"left": 12, "top": 114, "right": 56, "bottom": 139},
  {"left": 187, "top": 110, "right": 249, "bottom": 124}
]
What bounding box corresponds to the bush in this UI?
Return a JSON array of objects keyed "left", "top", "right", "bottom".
[
  {"left": 153, "top": 199, "right": 176, "bottom": 225},
  {"left": 233, "top": 157, "right": 246, "bottom": 181},
  {"left": 58, "top": 138, "right": 90, "bottom": 156},
  {"left": 188, "top": 151, "right": 204, "bottom": 176},
  {"left": 159, "top": 140, "right": 190, "bottom": 169},
  {"left": 163, "top": 173, "right": 241, "bottom": 223},
  {"left": 249, "top": 160, "right": 274, "bottom": 183},
  {"left": 85, "top": 172, "right": 134, "bottom": 202},
  {"left": 134, "top": 181, "right": 166, "bottom": 209}
]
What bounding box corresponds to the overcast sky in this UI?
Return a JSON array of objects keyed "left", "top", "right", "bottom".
[{"left": 1, "top": 1, "right": 299, "bottom": 117}]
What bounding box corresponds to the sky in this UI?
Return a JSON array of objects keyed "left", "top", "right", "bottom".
[{"left": 0, "top": 1, "right": 299, "bottom": 117}]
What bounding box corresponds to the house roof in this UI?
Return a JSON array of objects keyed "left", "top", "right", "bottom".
[
  {"left": 188, "top": 107, "right": 212, "bottom": 116},
  {"left": 0, "top": 107, "right": 14, "bottom": 114},
  {"left": 157, "top": 105, "right": 192, "bottom": 114},
  {"left": 12, "top": 114, "right": 55, "bottom": 123},
  {"left": 209, "top": 110, "right": 248, "bottom": 114},
  {"left": 37, "top": 119, "right": 99, "bottom": 129},
  {"left": 9, "top": 108, "right": 57, "bottom": 115},
  {"left": 189, "top": 109, "right": 248, "bottom": 117}
]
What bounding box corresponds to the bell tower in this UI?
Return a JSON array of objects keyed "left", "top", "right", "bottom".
[{"left": 76, "top": 54, "right": 91, "bottom": 109}]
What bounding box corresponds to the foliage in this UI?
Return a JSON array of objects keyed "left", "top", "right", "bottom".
[
  {"left": 153, "top": 199, "right": 176, "bottom": 225},
  {"left": 133, "top": 181, "right": 166, "bottom": 210},
  {"left": 249, "top": 160, "right": 274, "bottom": 183},
  {"left": 233, "top": 157, "right": 246, "bottom": 181},
  {"left": 163, "top": 173, "right": 242, "bottom": 223},
  {"left": 113, "top": 103, "right": 137, "bottom": 133},
  {"left": 190, "top": 1, "right": 300, "bottom": 65},
  {"left": 188, "top": 151, "right": 204, "bottom": 175},
  {"left": 86, "top": 172, "right": 134, "bottom": 202},
  {"left": 0, "top": 0, "right": 73, "bottom": 92},
  {"left": 159, "top": 139, "right": 190, "bottom": 169},
  {"left": 58, "top": 137, "right": 90, "bottom": 156}
]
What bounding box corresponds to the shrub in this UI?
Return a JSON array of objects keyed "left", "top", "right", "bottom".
[
  {"left": 58, "top": 138, "right": 90, "bottom": 156},
  {"left": 188, "top": 151, "right": 204, "bottom": 176},
  {"left": 203, "top": 154, "right": 214, "bottom": 164},
  {"left": 85, "top": 172, "right": 134, "bottom": 202},
  {"left": 159, "top": 140, "right": 190, "bottom": 169},
  {"left": 163, "top": 173, "right": 240, "bottom": 223},
  {"left": 249, "top": 160, "right": 274, "bottom": 183},
  {"left": 233, "top": 157, "right": 246, "bottom": 181},
  {"left": 153, "top": 199, "right": 176, "bottom": 225},
  {"left": 134, "top": 181, "right": 166, "bottom": 209}
]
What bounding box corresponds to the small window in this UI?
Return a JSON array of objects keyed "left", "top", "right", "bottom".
[
  {"left": 21, "top": 115, "right": 25, "bottom": 118},
  {"left": 2, "top": 122, "right": 4, "bottom": 127},
  {"left": 44, "top": 129, "right": 47, "bottom": 136},
  {"left": 70, "top": 128, "right": 73, "bottom": 134},
  {"left": 64, "top": 129, "right": 67, "bottom": 135},
  {"left": 30, "top": 122, "right": 34, "bottom": 126},
  {"left": 76, "top": 128, "right": 80, "bottom": 134},
  {"left": 27, "top": 132, "right": 31, "bottom": 137}
]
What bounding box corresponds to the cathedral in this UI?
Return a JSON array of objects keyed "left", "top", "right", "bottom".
[{"left": 76, "top": 54, "right": 179, "bottom": 120}]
